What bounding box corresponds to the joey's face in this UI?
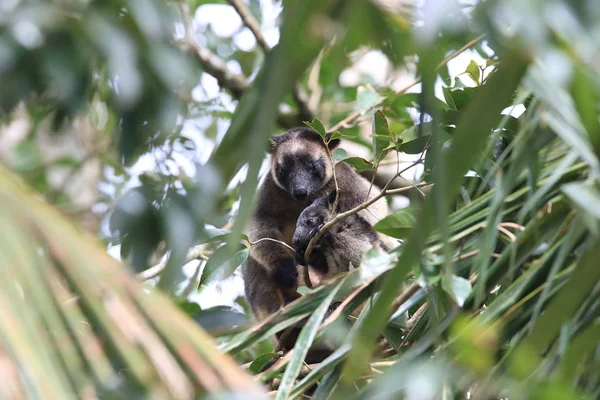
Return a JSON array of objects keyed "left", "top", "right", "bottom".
[{"left": 292, "top": 198, "right": 331, "bottom": 249}]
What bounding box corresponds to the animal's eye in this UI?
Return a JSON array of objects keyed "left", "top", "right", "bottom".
[
  {"left": 306, "top": 218, "right": 314, "bottom": 225},
  {"left": 310, "top": 159, "right": 325, "bottom": 176}
]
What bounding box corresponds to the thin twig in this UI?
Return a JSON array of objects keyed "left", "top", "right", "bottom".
[
  {"left": 406, "top": 303, "right": 428, "bottom": 331},
  {"left": 383, "top": 182, "right": 431, "bottom": 195},
  {"left": 137, "top": 245, "right": 208, "bottom": 281},
  {"left": 247, "top": 237, "right": 296, "bottom": 252},
  {"left": 328, "top": 34, "right": 486, "bottom": 132},
  {"left": 390, "top": 282, "right": 420, "bottom": 312},
  {"left": 498, "top": 222, "right": 525, "bottom": 231},
  {"left": 497, "top": 225, "right": 517, "bottom": 242}
]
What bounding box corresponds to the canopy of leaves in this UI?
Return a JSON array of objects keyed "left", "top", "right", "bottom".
[{"left": 1, "top": 0, "right": 600, "bottom": 398}]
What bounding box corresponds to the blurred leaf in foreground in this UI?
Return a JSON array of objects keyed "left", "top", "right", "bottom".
[{"left": 0, "top": 165, "right": 265, "bottom": 399}]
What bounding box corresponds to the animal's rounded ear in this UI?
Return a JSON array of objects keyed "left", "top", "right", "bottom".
[
  {"left": 269, "top": 135, "right": 283, "bottom": 153},
  {"left": 327, "top": 189, "right": 338, "bottom": 208},
  {"left": 325, "top": 132, "right": 341, "bottom": 149}
]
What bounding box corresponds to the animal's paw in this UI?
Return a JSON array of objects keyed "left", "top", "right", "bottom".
[
  {"left": 295, "top": 248, "right": 307, "bottom": 266},
  {"left": 272, "top": 257, "right": 299, "bottom": 288},
  {"left": 310, "top": 223, "right": 325, "bottom": 239},
  {"left": 322, "top": 230, "right": 334, "bottom": 242}
]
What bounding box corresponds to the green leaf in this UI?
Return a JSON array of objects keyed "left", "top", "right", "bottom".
[
  {"left": 275, "top": 279, "right": 344, "bottom": 399},
  {"left": 309, "top": 367, "right": 342, "bottom": 399},
  {"left": 443, "top": 86, "right": 483, "bottom": 111},
  {"left": 515, "top": 239, "right": 600, "bottom": 373},
  {"left": 372, "top": 110, "right": 392, "bottom": 163},
  {"left": 562, "top": 181, "right": 600, "bottom": 234},
  {"left": 198, "top": 228, "right": 248, "bottom": 245},
  {"left": 443, "top": 87, "right": 457, "bottom": 110},
  {"left": 249, "top": 353, "right": 280, "bottom": 375},
  {"left": 342, "top": 54, "right": 529, "bottom": 384},
  {"left": 357, "top": 86, "right": 384, "bottom": 114},
  {"left": 558, "top": 321, "right": 600, "bottom": 382},
  {"left": 199, "top": 228, "right": 231, "bottom": 243},
  {"left": 192, "top": 306, "right": 249, "bottom": 336},
  {"left": 466, "top": 60, "right": 481, "bottom": 84},
  {"left": 200, "top": 247, "right": 249, "bottom": 286},
  {"left": 398, "top": 123, "right": 432, "bottom": 154},
  {"left": 296, "top": 285, "right": 312, "bottom": 296},
  {"left": 344, "top": 157, "right": 374, "bottom": 171},
  {"left": 177, "top": 301, "right": 203, "bottom": 316},
  {"left": 526, "top": 65, "right": 600, "bottom": 172},
  {"left": 305, "top": 118, "right": 327, "bottom": 140},
  {"left": 570, "top": 65, "right": 600, "bottom": 154},
  {"left": 387, "top": 92, "right": 419, "bottom": 109},
  {"left": 329, "top": 130, "right": 352, "bottom": 141},
  {"left": 159, "top": 194, "right": 197, "bottom": 292},
  {"left": 332, "top": 148, "right": 348, "bottom": 163},
  {"left": 485, "top": 58, "right": 499, "bottom": 68},
  {"left": 336, "top": 0, "right": 412, "bottom": 67},
  {"left": 442, "top": 275, "right": 472, "bottom": 307},
  {"left": 373, "top": 207, "right": 416, "bottom": 239}
]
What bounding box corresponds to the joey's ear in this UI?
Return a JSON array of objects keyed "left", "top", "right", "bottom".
[
  {"left": 327, "top": 189, "right": 338, "bottom": 209},
  {"left": 269, "top": 135, "right": 284, "bottom": 153},
  {"left": 328, "top": 139, "right": 341, "bottom": 149},
  {"left": 325, "top": 132, "right": 341, "bottom": 149}
]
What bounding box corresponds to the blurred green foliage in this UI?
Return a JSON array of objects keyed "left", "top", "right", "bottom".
[{"left": 1, "top": 0, "right": 600, "bottom": 398}]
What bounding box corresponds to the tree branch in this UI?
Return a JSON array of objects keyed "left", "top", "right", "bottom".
[
  {"left": 137, "top": 245, "right": 208, "bottom": 281},
  {"left": 226, "top": 0, "right": 314, "bottom": 122},
  {"left": 226, "top": 0, "right": 270, "bottom": 51},
  {"left": 176, "top": 2, "right": 305, "bottom": 129},
  {"left": 328, "top": 34, "right": 486, "bottom": 132},
  {"left": 193, "top": 44, "right": 249, "bottom": 98}
]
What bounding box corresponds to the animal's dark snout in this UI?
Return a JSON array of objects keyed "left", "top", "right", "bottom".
[{"left": 291, "top": 188, "right": 308, "bottom": 200}]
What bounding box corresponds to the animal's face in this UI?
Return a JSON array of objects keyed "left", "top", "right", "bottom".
[
  {"left": 292, "top": 195, "right": 333, "bottom": 249},
  {"left": 270, "top": 127, "right": 339, "bottom": 200}
]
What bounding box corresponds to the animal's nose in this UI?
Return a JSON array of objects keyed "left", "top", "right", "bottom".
[
  {"left": 291, "top": 188, "right": 308, "bottom": 200},
  {"left": 292, "top": 235, "right": 301, "bottom": 246}
]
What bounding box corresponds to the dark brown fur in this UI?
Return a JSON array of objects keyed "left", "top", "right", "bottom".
[
  {"left": 242, "top": 127, "right": 388, "bottom": 321},
  {"left": 293, "top": 190, "right": 391, "bottom": 279}
]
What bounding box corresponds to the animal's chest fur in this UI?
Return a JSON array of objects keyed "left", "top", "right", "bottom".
[{"left": 281, "top": 222, "right": 297, "bottom": 245}]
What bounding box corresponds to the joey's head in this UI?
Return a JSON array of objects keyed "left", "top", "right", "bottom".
[
  {"left": 269, "top": 127, "right": 340, "bottom": 200},
  {"left": 292, "top": 190, "right": 337, "bottom": 249}
]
